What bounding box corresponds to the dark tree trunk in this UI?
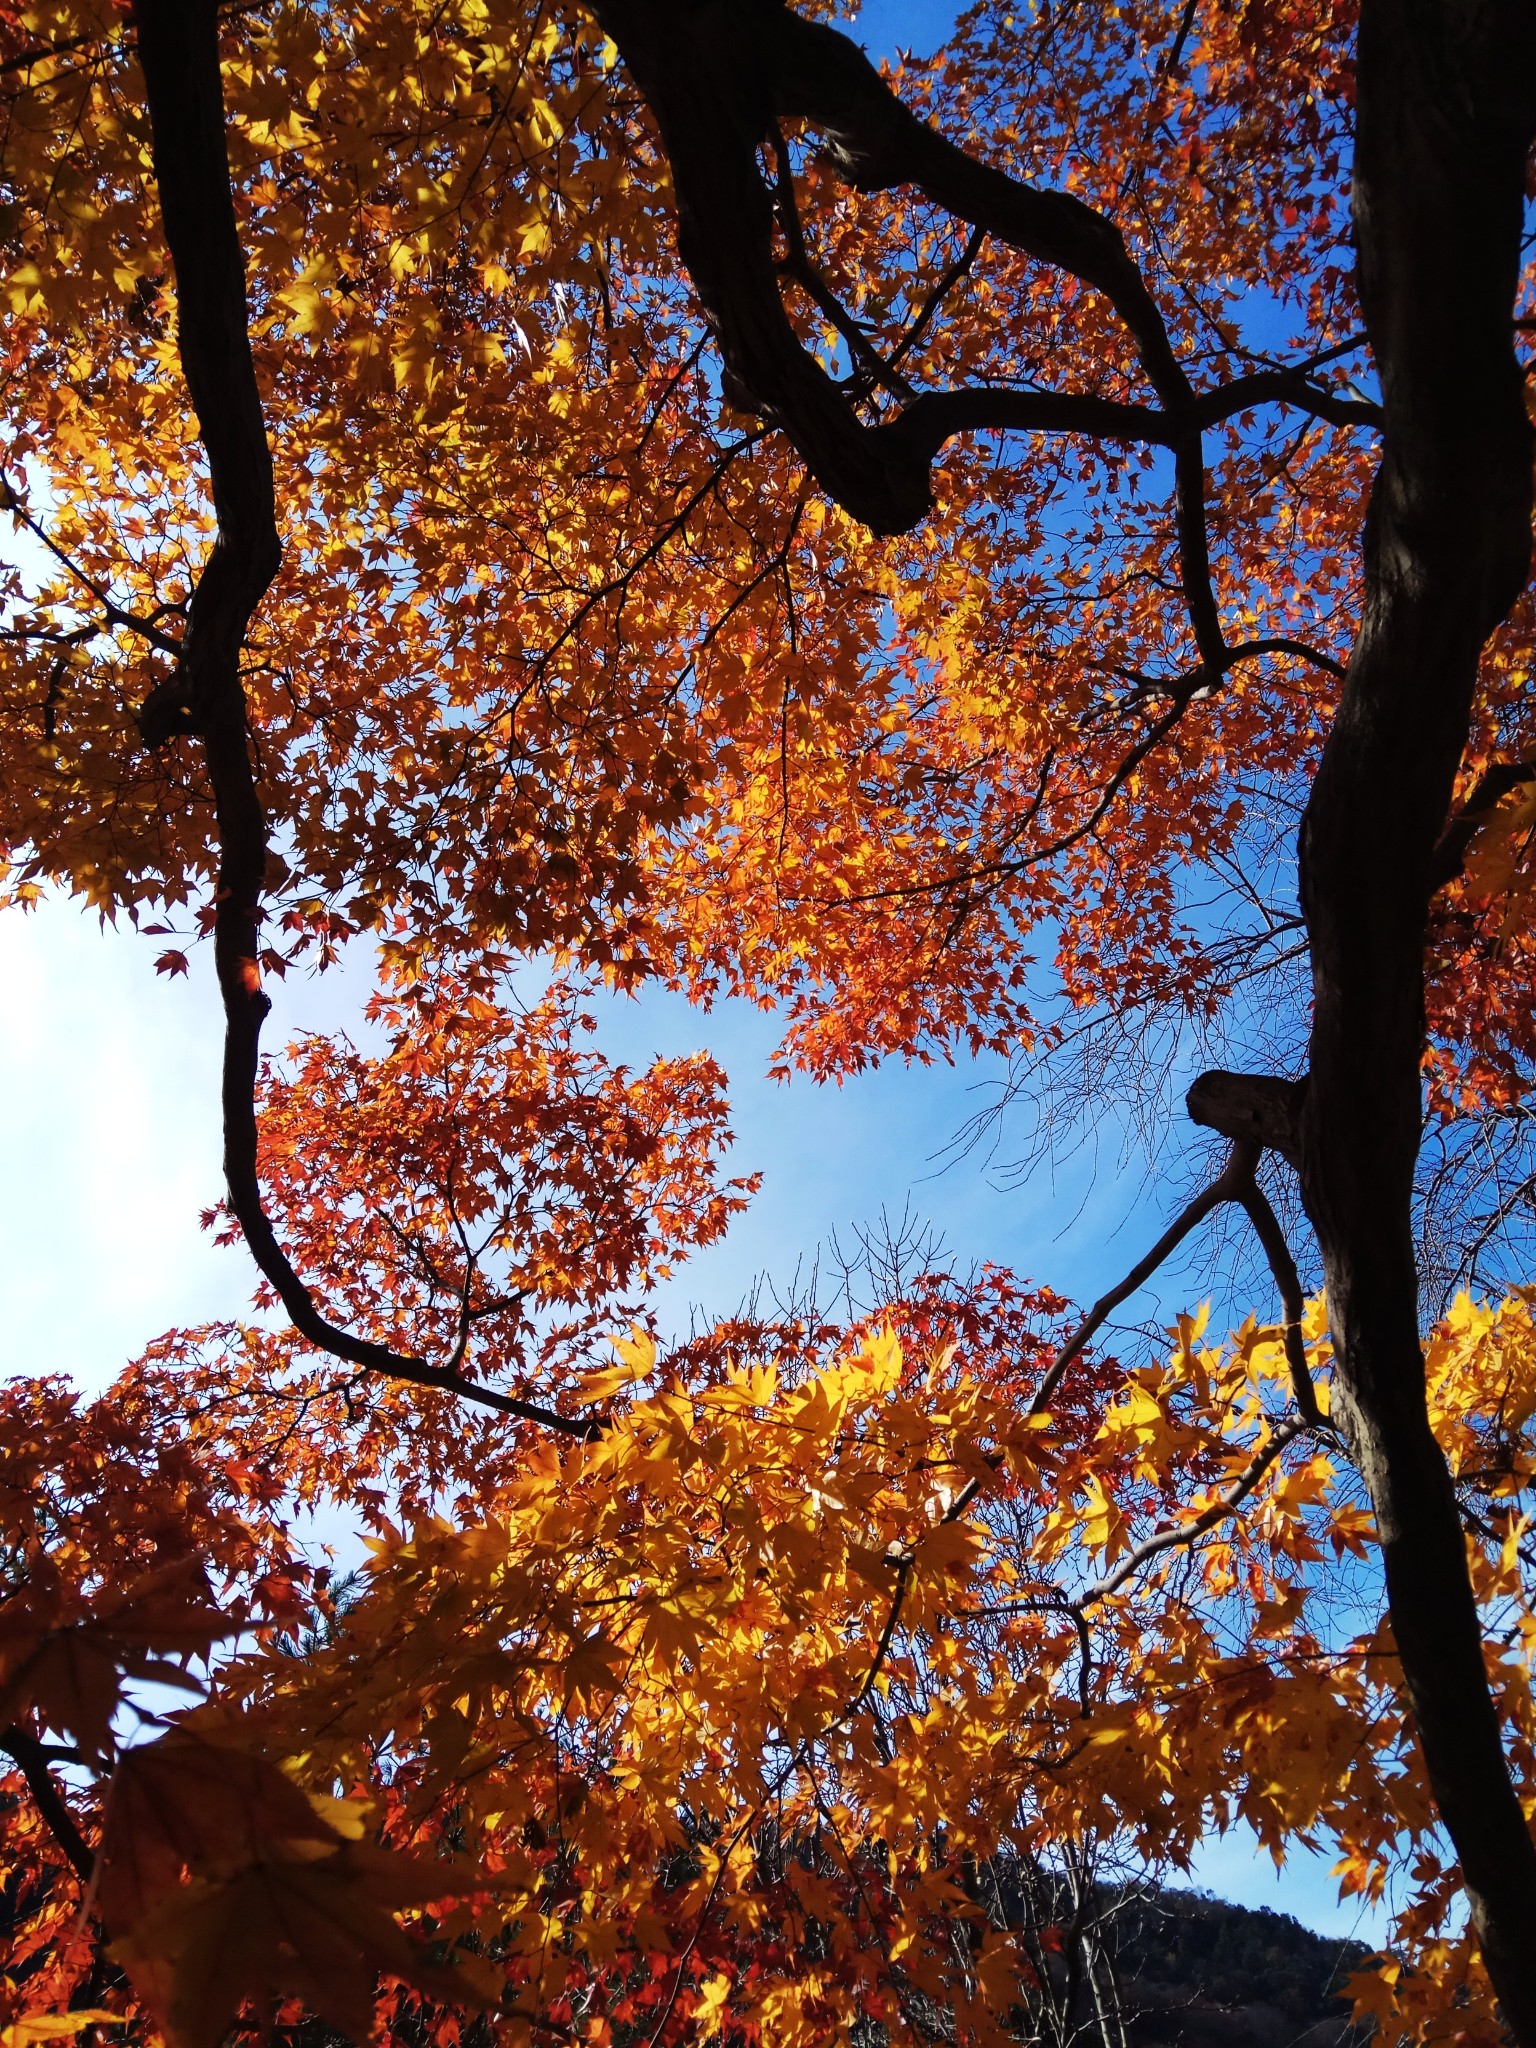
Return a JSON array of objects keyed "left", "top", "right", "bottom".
[{"left": 1297, "top": 0, "right": 1536, "bottom": 2032}]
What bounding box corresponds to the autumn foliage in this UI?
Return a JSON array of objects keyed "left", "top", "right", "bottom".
[{"left": 1, "top": 0, "right": 1535, "bottom": 2044}]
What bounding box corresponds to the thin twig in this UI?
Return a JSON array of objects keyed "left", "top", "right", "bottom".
[{"left": 1074, "top": 1421, "right": 1307, "bottom": 1607}]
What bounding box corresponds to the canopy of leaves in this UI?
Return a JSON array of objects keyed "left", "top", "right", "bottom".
[{"left": 0, "top": 0, "right": 1533, "bottom": 2044}]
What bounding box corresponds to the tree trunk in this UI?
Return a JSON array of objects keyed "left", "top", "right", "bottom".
[{"left": 1297, "top": 0, "right": 1536, "bottom": 2032}]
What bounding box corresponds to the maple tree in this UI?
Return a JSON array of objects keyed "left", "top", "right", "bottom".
[{"left": 2, "top": 0, "right": 1536, "bottom": 2040}]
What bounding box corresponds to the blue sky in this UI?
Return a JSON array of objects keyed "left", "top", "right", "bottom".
[
  {"left": 0, "top": 895, "right": 1391, "bottom": 1950},
  {"left": 0, "top": 0, "right": 1395, "bottom": 1951},
  {"left": 854, "top": 0, "right": 961, "bottom": 57}
]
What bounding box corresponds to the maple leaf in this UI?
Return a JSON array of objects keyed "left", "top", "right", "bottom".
[
  {"left": 110, "top": 1839, "right": 491, "bottom": 2048},
  {"left": 574, "top": 1326, "right": 658, "bottom": 1404},
  {"left": 0, "top": 2017, "right": 125, "bottom": 2048},
  {"left": 96, "top": 1728, "right": 342, "bottom": 1929},
  {"left": 564, "top": 1631, "right": 625, "bottom": 1709},
  {"left": 100, "top": 1731, "right": 493, "bottom": 2048},
  {"left": 1076, "top": 1475, "right": 1129, "bottom": 1563},
  {"left": 689, "top": 1973, "right": 732, "bottom": 2038},
  {"left": 0, "top": 1557, "right": 231, "bottom": 1758}
]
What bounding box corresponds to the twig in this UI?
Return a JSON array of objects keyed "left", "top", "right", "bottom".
[
  {"left": 1074, "top": 1420, "right": 1307, "bottom": 1607},
  {"left": 767, "top": 125, "right": 915, "bottom": 404},
  {"left": 888, "top": 225, "right": 986, "bottom": 373}
]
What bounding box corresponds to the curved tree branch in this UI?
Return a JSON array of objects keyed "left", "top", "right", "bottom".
[
  {"left": 1025, "top": 1140, "right": 1261, "bottom": 1421},
  {"left": 1231, "top": 1175, "right": 1323, "bottom": 1427},
  {"left": 938, "top": 1141, "right": 1268, "bottom": 1533},
  {"left": 1074, "top": 1420, "right": 1307, "bottom": 1608},
  {"left": 135, "top": 0, "right": 598, "bottom": 1444},
  {"left": 1, "top": 1724, "right": 95, "bottom": 1883},
  {"left": 588, "top": 0, "right": 1378, "bottom": 767}
]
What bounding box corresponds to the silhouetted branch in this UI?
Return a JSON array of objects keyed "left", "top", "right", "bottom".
[
  {"left": 135, "top": 0, "right": 598, "bottom": 1444},
  {"left": 1026, "top": 1141, "right": 1262, "bottom": 1419},
  {"left": 1231, "top": 1175, "right": 1323, "bottom": 1426},
  {"left": 1, "top": 1724, "right": 95, "bottom": 1882},
  {"left": 1074, "top": 1421, "right": 1307, "bottom": 1607},
  {"left": 1429, "top": 757, "right": 1536, "bottom": 892}
]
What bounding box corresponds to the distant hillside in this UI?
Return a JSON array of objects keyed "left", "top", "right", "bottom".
[{"left": 1111, "top": 1887, "right": 1372, "bottom": 2046}]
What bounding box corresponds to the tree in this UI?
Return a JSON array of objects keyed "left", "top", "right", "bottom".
[{"left": 1, "top": 0, "right": 1535, "bottom": 2042}]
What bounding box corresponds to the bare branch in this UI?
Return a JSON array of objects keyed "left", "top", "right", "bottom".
[
  {"left": 1194, "top": 365, "right": 1383, "bottom": 435},
  {"left": 1026, "top": 1141, "right": 1262, "bottom": 1419},
  {"left": 1075, "top": 1420, "right": 1307, "bottom": 1608},
  {"left": 1231, "top": 1174, "right": 1324, "bottom": 1426},
  {"left": 937, "top": 1142, "right": 1265, "bottom": 1532},
  {"left": 850, "top": 1553, "right": 911, "bottom": 1712}
]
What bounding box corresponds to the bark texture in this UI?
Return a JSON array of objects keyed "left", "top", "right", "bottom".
[{"left": 1296, "top": 0, "right": 1536, "bottom": 2028}]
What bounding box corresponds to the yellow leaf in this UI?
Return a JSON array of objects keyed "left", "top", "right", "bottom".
[
  {"left": 2, "top": 2017, "right": 125, "bottom": 2048},
  {"left": 692, "top": 1973, "right": 732, "bottom": 2037},
  {"left": 574, "top": 1326, "right": 656, "bottom": 1403},
  {"left": 1079, "top": 1474, "right": 1129, "bottom": 1561}
]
